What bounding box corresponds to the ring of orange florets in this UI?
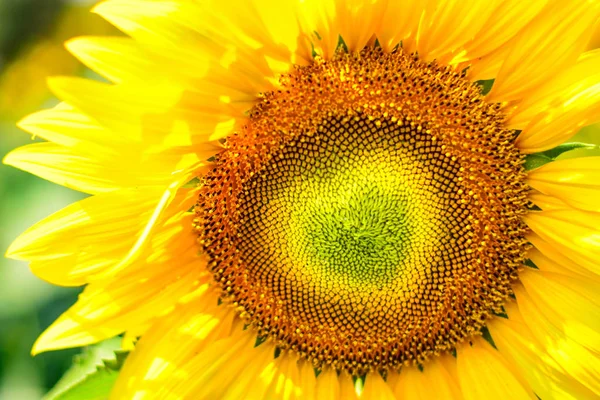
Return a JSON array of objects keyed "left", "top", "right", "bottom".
[{"left": 195, "top": 48, "right": 529, "bottom": 374}]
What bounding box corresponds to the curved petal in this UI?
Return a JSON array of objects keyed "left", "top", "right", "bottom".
[
  {"left": 373, "top": 0, "right": 427, "bottom": 52},
  {"left": 452, "top": 0, "right": 548, "bottom": 64},
  {"left": 111, "top": 288, "right": 237, "bottom": 399},
  {"left": 6, "top": 186, "right": 197, "bottom": 286},
  {"left": 415, "top": 0, "right": 501, "bottom": 63},
  {"left": 514, "top": 284, "right": 600, "bottom": 397},
  {"left": 456, "top": 336, "right": 535, "bottom": 400},
  {"left": 314, "top": 368, "right": 358, "bottom": 400},
  {"left": 32, "top": 214, "right": 209, "bottom": 353},
  {"left": 487, "top": 0, "right": 600, "bottom": 103},
  {"left": 391, "top": 355, "right": 461, "bottom": 400},
  {"left": 513, "top": 51, "right": 600, "bottom": 152},
  {"left": 3, "top": 142, "right": 206, "bottom": 194},
  {"left": 66, "top": 36, "right": 168, "bottom": 85},
  {"left": 524, "top": 209, "right": 600, "bottom": 278},
  {"left": 361, "top": 372, "right": 395, "bottom": 400},
  {"left": 488, "top": 305, "right": 597, "bottom": 400},
  {"left": 528, "top": 244, "right": 600, "bottom": 282},
  {"left": 527, "top": 157, "right": 600, "bottom": 211},
  {"left": 519, "top": 268, "right": 600, "bottom": 352},
  {"left": 297, "top": 0, "right": 385, "bottom": 59}
]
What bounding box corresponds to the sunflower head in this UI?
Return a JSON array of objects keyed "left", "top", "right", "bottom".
[
  {"left": 4, "top": 0, "right": 600, "bottom": 398},
  {"left": 196, "top": 47, "right": 530, "bottom": 373}
]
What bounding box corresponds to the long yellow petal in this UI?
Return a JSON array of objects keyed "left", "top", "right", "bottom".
[
  {"left": 524, "top": 209, "right": 600, "bottom": 279},
  {"left": 4, "top": 142, "right": 202, "bottom": 194},
  {"left": 488, "top": 305, "right": 597, "bottom": 400},
  {"left": 32, "top": 214, "right": 207, "bottom": 353},
  {"left": 391, "top": 356, "right": 461, "bottom": 400},
  {"left": 373, "top": 0, "right": 426, "bottom": 52},
  {"left": 452, "top": 0, "right": 548, "bottom": 64},
  {"left": 456, "top": 336, "right": 535, "bottom": 400},
  {"left": 487, "top": 0, "right": 599, "bottom": 103},
  {"left": 314, "top": 368, "right": 358, "bottom": 400},
  {"left": 415, "top": 0, "right": 501, "bottom": 63},
  {"left": 298, "top": 0, "right": 385, "bottom": 59},
  {"left": 519, "top": 268, "right": 600, "bottom": 353},
  {"left": 111, "top": 289, "right": 237, "bottom": 399},
  {"left": 527, "top": 157, "right": 600, "bottom": 211},
  {"left": 514, "top": 285, "right": 600, "bottom": 396},
  {"left": 361, "top": 372, "right": 395, "bottom": 400},
  {"left": 528, "top": 245, "right": 600, "bottom": 282},
  {"left": 93, "top": 0, "right": 302, "bottom": 94},
  {"left": 47, "top": 76, "right": 242, "bottom": 150},
  {"left": 514, "top": 53, "right": 600, "bottom": 151},
  {"left": 6, "top": 186, "right": 196, "bottom": 286},
  {"left": 17, "top": 103, "right": 123, "bottom": 155},
  {"left": 66, "top": 36, "right": 171, "bottom": 85}
]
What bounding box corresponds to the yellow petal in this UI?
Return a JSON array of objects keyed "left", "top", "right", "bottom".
[
  {"left": 47, "top": 76, "right": 240, "bottom": 149},
  {"left": 488, "top": 307, "right": 597, "bottom": 400},
  {"left": 32, "top": 214, "right": 207, "bottom": 353},
  {"left": 162, "top": 335, "right": 273, "bottom": 399},
  {"left": 47, "top": 77, "right": 179, "bottom": 140},
  {"left": 17, "top": 103, "right": 123, "bottom": 154},
  {"left": 93, "top": 0, "right": 212, "bottom": 73},
  {"left": 519, "top": 268, "right": 600, "bottom": 352},
  {"left": 456, "top": 336, "right": 535, "bottom": 400},
  {"left": 314, "top": 368, "right": 358, "bottom": 400},
  {"left": 66, "top": 36, "right": 170, "bottom": 85},
  {"left": 6, "top": 186, "right": 196, "bottom": 286},
  {"left": 261, "top": 352, "right": 311, "bottom": 400},
  {"left": 415, "top": 0, "right": 501, "bottom": 63},
  {"left": 514, "top": 53, "right": 600, "bottom": 151},
  {"left": 93, "top": 0, "right": 297, "bottom": 94},
  {"left": 488, "top": 0, "right": 600, "bottom": 103},
  {"left": 361, "top": 372, "right": 395, "bottom": 400},
  {"left": 373, "top": 0, "right": 426, "bottom": 52},
  {"left": 528, "top": 244, "right": 600, "bottom": 282},
  {"left": 111, "top": 289, "right": 237, "bottom": 399},
  {"left": 524, "top": 209, "right": 600, "bottom": 279},
  {"left": 4, "top": 142, "right": 198, "bottom": 194},
  {"left": 298, "top": 0, "right": 384, "bottom": 59},
  {"left": 514, "top": 284, "right": 600, "bottom": 396},
  {"left": 391, "top": 355, "right": 461, "bottom": 400},
  {"left": 452, "top": 0, "right": 548, "bottom": 64},
  {"left": 527, "top": 157, "right": 600, "bottom": 211}
]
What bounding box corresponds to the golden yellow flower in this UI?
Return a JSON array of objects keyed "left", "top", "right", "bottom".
[{"left": 5, "top": 0, "right": 600, "bottom": 398}]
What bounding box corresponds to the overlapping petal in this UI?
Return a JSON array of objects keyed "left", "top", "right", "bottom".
[
  {"left": 488, "top": 302, "right": 597, "bottom": 400},
  {"left": 6, "top": 186, "right": 198, "bottom": 286},
  {"left": 514, "top": 285, "right": 600, "bottom": 396},
  {"left": 456, "top": 336, "right": 535, "bottom": 400},
  {"left": 389, "top": 355, "right": 462, "bottom": 400},
  {"left": 486, "top": 0, "right": 599, "bottom": 103},
  {"left": 513, "top": 52, "right": 600, "bottom": 152}
]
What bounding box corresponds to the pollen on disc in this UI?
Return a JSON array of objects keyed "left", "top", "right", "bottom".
[{"left": 195, "top": 48, "right": 529, "bottom": 374}]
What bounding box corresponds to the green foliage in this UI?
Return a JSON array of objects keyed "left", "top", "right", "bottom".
[
  {"left": 524, "top": 142, "right": 598, "bottom": 170},
  {"left": 44, "top": 339, "right": 128, "bottom": 400}
]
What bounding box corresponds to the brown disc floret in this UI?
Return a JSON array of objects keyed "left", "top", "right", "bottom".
[{"left": 194, "top": 48, "right": 529, "bottom": 374}]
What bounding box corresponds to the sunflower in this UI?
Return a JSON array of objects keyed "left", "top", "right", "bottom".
[{"left": 5, "top": 0, "right": 600, "bottom": 398}]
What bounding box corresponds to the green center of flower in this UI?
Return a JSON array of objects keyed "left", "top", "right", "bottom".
[{"left": 195, "top": 48, "right": 530, "bottom": 374}]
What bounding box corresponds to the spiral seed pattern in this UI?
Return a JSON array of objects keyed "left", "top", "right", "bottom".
[{"left": 195, "top": 48, "right": 529, "bottom": 374}]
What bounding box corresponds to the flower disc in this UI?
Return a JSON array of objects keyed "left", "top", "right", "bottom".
[{"left": 195, "top": 48, "right": 530, "bottom": 373}]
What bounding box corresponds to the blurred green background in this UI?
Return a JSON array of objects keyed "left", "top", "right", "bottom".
[
  {"left": 0, "top": 1, "right": 599, "bottom": 399},
  {"left": 0, "top": 1, "right": 115, "bottom": 398}
]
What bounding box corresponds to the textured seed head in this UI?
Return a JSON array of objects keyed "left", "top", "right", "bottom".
[{"left": 195, "top": 47, "right": 529, "bottom": 374}]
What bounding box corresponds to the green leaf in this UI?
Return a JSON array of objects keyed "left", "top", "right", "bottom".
[
  {"left": 44, "top": 338, "right": 128, "bottom": 400},
  {"left": 475, "top": 79, "right": 494, "bottom": 95},
  {"left": 538, "top": 142, "right": 597, "bottom": 160},
  {"left": 524, "top": 153, "right": 552, "bottom": 171},
  {"left": 524, "top": 142, "right": 597, "bottom": 170}
]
